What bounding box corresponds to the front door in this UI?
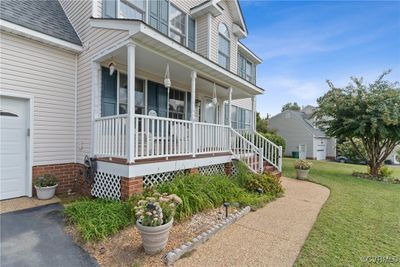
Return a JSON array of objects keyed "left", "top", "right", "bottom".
[
  {"left": 203, "top": 97, "right": 217, "bottom": 124},
  {"left": 316, "top": 144, "right": 326, "bottom": 160}
]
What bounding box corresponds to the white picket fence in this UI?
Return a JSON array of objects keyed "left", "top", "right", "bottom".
[{"left": 93, "top": 115, "right": 281, "bottom": 172}]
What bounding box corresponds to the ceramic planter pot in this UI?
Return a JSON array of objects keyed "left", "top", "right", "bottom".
[
  {"left": 35, "top": 184, "right": 58, "bottom": 200},
  {"left": 296, "top": 169, "right": 309, "bottom": 180},
  {"left": 136, "top": 218, "right": 173, "bottom": 255}
]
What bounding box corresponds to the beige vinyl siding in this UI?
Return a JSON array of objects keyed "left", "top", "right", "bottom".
[
  {"left": 0, "top": 32, "right": 77, "bottom": 165},
  {"left": 210, "top": 0, "right": 238, "bottom": 73},
  {"left": 60, "top": 0, "right": 130, "bottom": 163},
  {"left": 232, "top": 97, "right": 252, "bottom": 111},
  {"left": 196, "top": 15, "right": 209, "bottom": 57}
]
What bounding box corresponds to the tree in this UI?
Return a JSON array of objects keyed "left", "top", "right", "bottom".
[
  {"left": 281, "top": 102, "right": 301, "bottom": 112},
  {"left": 314, "top": 71, "right": 400, "bottom": 176},
  {"left": 256, "top": 112, "right": 269, "bottom": 133}
]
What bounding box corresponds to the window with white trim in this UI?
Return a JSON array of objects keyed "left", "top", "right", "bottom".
[
  {"left": 224, "top": 103, "right": 252, "bottom": 130},
  {"left": 238, "top": 53, "right": 256, "bottom": 84},
  {"left": 169, "top": 4, "right": 186, "bottom": 45},
  {"left": 119, "top": 0, "right": 145, "bottom": 20},
  {"left": 218, "top": 23, "right": 230, "bottom": 70}
]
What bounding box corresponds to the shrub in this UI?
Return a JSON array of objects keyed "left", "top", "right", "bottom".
[
  {"left": 261, "top": 132, "right": 286, "bottom": 151},
  {"left": 64, "top": 199, "right": 133, "bottom": 242},
  {"left": 133, "top": 192, "right": 182, "bottom": 227},
  {"left": 155, "top": 174, "right": 245, "bottom": 220},
  {"left": 234, "top": 161, "right": 283, "bottom": 196},
  {"left": 35, "top": 174, "right": 57, "bottom": 187},
  {"left": 294, "top": 160, "right": 312, "bottom": 170},
  {"left": 378, "top": 166, "right": 394, "bottom": 178},
  {"left": 156, "top": 162, "right": 284, "bottom": 220},
  {"left": 244, "top": 173, "right": 284, "bottom": 196}
]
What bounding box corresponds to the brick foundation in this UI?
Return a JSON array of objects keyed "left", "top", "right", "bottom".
[
  {"left": 32, "top": 163, "right": 84, "bottom": 196},
  {"left": 121, "top": 176, "right": 144, "bottom": 200},
  {"left": 186, "top": 167, "right": 199, "bottom": 174},
  {"left": 224, "top": 162, "right": 233, "bottom": 176}
]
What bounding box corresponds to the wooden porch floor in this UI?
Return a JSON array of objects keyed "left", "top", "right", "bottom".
[{"left": 96, "top": 152, "right": 232, "bottom": 165}]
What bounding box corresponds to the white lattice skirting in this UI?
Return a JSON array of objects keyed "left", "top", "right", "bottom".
[
  {"left": 143, "top": 170, "right": 185, "bottom": 188},
  {"left": 230, "top": 161, "right": 239, "bottom": 177},
  {"left": 91, "top": 171, "right": 121, "bottom": 200},
  {"left": 198, "top": 163, "right": 226, "bottom": 176}
]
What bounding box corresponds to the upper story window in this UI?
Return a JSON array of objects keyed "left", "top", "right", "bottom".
[
  {"left": 169, "top": 5, "right": 186, "bottom": 45},
  {"left": 238, "top": 53, "right": 256, "bottom": 84},
  {"left": 119, "top": 0, "right": 145, "bottom": 20},
  {"left": 103, "top": 0, "right": 196, "bottom": 51},
  {"left": 218, "top": 23, "right": 230, "bottom": 70}
]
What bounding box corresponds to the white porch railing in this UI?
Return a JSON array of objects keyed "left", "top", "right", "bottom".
[
  {"left": 231, "top": 129, "right": 263, "bottom": 173},
  {"left": 94, "top": 115, "right": 231, "bottom": 160},
  {"left": 93, "top": 115, "right": 281, "bottom": 173},
  {"left": 237, "top": 129, "right": 282, "bottom": 172}
]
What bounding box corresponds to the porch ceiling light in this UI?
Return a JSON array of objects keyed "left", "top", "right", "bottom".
[
  {"left": 212, "top": 83, "right": 218, "bottom": 105},
  {"left": 164, "top": 63, "right": 171, "bottom": 89},
  {"left": 108, "top": 61, "right": 116, "bottom": 76}
]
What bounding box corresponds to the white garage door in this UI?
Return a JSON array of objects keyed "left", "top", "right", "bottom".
[
  {"left": 0, "top": 96, "right": 29, "bottom": 200},
  {"left": 316, "top": 144, "right": 326, "bottom": 160}
]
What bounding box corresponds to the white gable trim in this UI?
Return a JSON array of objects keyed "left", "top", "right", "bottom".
[{"left": 0, "top": 19, "right": 83, "bottom": 53}]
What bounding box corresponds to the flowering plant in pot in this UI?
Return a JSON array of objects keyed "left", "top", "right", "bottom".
[
  {"left": 134, "top": 192, "right": 182, "bottom": 255},
  {"left": 294, "top": 160, "right": 312, "bottom": 179},
  {"left": 34, "top": 174, "right": 58, "bottom": 200}
]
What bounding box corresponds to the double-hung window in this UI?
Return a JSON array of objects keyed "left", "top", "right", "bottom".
[
  {"left": 238, "top": 53, "right": 256, "bottom": 84},
  {"left": 218, "top": 23, "right": 230, "bottom": 70},
  {"left": 169, "top": 5, "right": 186, "bottom": 45},
  {"left": 119, "top": 0, "right": 145, "bottom": 19}
]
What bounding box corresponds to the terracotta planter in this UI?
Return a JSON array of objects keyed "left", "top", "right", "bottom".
[
  {"left": 136, "top": 218, "right": 173, "bottom": 255},
  {"left": 35, "top": 184, "right": 58, "bottom": 200},
  {"left": 296, "top": 169, "right": 309, "bottom": 180}
]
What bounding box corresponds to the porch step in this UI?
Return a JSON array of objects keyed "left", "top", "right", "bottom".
[{"left": 263, "top": 161, "right": 282, "bottom": 178}]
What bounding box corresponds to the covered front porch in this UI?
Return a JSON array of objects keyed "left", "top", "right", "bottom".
[{"left": 91, "top": 38, "right": 261, "bottom": 169}]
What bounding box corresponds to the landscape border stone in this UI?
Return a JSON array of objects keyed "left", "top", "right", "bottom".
[{"left": 163, "top": 206, "right": 251, "bottom": 266}]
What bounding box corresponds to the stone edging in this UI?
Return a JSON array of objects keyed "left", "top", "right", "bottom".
[{"left": 163, "top": 206, "right": 251, "bottom": 266}]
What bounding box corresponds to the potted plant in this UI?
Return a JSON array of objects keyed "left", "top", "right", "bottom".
[
  {"left": 34, "top": 174, "right": 58, "bottom": 200},
  {"left": 294, "top": 160, "right": 312, "bottom": 179},
  {"left": 134, "top": 192, "right": 182, "bottom": 255}
]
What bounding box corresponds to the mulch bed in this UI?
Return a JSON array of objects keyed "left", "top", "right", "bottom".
[{"left": 65, "top": 206, "right": 238, "bottom": 267}]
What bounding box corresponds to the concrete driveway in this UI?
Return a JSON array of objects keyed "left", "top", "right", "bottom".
[{"left": 0, "top": 203, "right": 98, "bottom": 267}]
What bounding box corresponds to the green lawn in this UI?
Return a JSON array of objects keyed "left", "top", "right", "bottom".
[{"left": 282, "top": 158, "right": 400, "bottom": 267}]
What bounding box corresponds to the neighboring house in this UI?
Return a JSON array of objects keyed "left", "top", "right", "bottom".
[
  {"left": 268, "top": 106, "right": 336, "bottom": 160},
  {"left": 386, "top": 145, "right": 400, "bottom": 165},
  {"left": 0, "top": 0, "right": 282, "bottom": 201}
]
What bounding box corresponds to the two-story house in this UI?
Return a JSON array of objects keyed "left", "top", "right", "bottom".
[{"left": 0, "top": 0, "right": 282, "bottom": 201}]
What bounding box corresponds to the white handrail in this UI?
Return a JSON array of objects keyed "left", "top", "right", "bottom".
[{"left": 230, "top": 129, "right": 263, "bottom": 173}]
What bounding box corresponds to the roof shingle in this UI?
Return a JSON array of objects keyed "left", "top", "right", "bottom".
[{"left": 0, "top": 0, "right": 82, "bottom": 45}]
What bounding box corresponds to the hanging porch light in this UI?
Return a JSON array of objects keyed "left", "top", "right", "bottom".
[
  {"left": 212, "top": 82, "right": 218, "bottom": 105},
  {"left": 108, "top": 61, "right": 116, "bottom": 76},
  {"left": 164, "top": 63, "right": 171, "bottom": 89}
]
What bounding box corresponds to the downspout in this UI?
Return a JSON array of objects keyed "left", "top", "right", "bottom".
[{"left": 74, "top": 54, "right": 78, "bottom": 163}]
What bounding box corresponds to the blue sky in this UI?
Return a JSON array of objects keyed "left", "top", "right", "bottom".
[{"left": 240, "top": 0, "right": 400, "bottom": 116}]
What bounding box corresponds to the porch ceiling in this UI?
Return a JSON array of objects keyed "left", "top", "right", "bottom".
[
  {"left": 109, "top": 46, "right": 236, "bottom": 99},
  {"left": 91, "top": 18, "right": 264, "bottom": 99}
]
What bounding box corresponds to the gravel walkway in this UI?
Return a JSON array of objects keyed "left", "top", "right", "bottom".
[{"left": 175, "top": 177, "right": 330, "bottom": 267}]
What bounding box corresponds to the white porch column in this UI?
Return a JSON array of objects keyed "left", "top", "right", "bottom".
[
  {"left": 251, "top": 96, "right": 256, "bottom": 132},
  {"left": 228, "top": 87, "right": 232, "bottom": 150},
  {"left": 90, "top": 62, "right": 101, "bottom": 157},
  {"left": 228, "top": 87, "right": 232, "bottom": 128},
  {"left": 127, "top": 43, "right": 136, "bottom": 163},
  {"left": 191, "top": 70, "right": 197, "bottom": 157}
]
